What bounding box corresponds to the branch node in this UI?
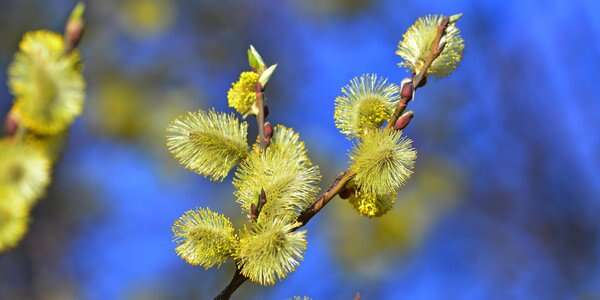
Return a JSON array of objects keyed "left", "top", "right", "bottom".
[{"left": 249, "top": 188, "right": 267, "bottom": 222}]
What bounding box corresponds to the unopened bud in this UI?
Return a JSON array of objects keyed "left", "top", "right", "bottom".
[
  {"left": 400, "top": 79, "right": 413, "bottom": 100},
  {"left": 263, "top": 122, "right": 273, "bottom": 139},
  {"left": 394, "top": 111, "right": 414, "bottom": 130},
  {"left": 339, "top": 187, "right": 354, "bottom": 199},
  {"left": 4, "top": 110, "right": 19, "bottom": 136},
  {"left": 64, "top": 2, "right": 85, "bottom": 52},
  {"left": 263, "top": 122, "right": 273, "bottom": 146},
  {"left": 259, "top": 188, "right": 267, "bottom": 206},
  {"left": 249, "top": 203, "right": 258, "bottom": 221},
  {"left": 65, "top": 22, "right": 84, "bottom": 52}
]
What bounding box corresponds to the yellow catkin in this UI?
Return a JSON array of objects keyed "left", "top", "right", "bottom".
[
  {"left": 227, "top": 71, "right": 260, "bottom": 117},
  {"left": 172, "top": 208, "right": 237, "bottom": 268},
  {"left": 334, "top": 74, "right": 399, "bottom": 138},
  {"left": 350, "top": 128, "right": 416, "bottom": 195},
  {"left": 0, "top": 198, "right": 29, "bottom": 252},
  {"left": 396, "top": 14, "right": 464, "bottom": 77},
  {"left": 0, "top": 140, "right": 51, "bottom": 207},
  {"left": 9, "top": 30, "right": 85, "bottom": 134},
  {"left": 349, "top": 189, "right": 396, "bottom": 218},
  {"left": 166, "top": 110, "right": 248, "bottom": 181},
  {"left": 236, "top": 219, "right": 306, "bottom": 285}
]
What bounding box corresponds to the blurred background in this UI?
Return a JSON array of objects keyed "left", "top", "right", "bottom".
[{"left": 1, "top": 0, "right": 599, "bottom": 299}]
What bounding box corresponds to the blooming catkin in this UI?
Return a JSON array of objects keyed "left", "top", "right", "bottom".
[
  {"left": 334, "top": 74, "right": 399, "bottom": 138},
  {"left": 172, "top": 208, "right": 238, "bottom": 268},
  {"left": 227, "top": 71, "right": 260, "bottom": 117},
  {"left": 9, "top": 30, "right": 85, "bottom": 134},
  {"left": 396, "top": 14, "right": 464, "bottom": 77},
  {"left": 0, "top": 139, "right": 51, "bottom": 207},
  {"left": 235, "top": 219, "right": 307, "bottom": 285},
  {"left": 233, "top": 132, "right": 321, "bottom": 221},
  {"left": 348, "top": 189, "right": 396, "bottom": 218},
  {"left": 166, "top": 109, "right": 248, "bottom": 181},
  {"left": 350, "top": 128, "right": 417, "bottom": 195}
]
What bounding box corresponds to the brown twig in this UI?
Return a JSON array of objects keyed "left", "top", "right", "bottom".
[
  {"left": 214, "top": 269, "right": 248, "bottom": 300},
  {"left": 214, "top": 16, "right": 452, "bottom": 300},
  {"left": 255, "top": 82, "right": 267, "bottom": 150},
  {"left": 296, "top": 170, "right": 356, "bottom": 226}
]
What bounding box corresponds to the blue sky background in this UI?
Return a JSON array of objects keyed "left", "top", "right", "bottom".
[{"left": 1, "top": 0, "right": 600, "bottom": 299}]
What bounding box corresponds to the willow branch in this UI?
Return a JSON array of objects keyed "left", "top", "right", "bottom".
[{"left": 215, "top": 17, "right": 452, "bottom": 300}]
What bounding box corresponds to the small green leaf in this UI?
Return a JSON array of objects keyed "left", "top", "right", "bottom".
[
  {"left": 259, "top": 64, "right": 277, "bottom": 87},
  {"left": 248, "top": 45, "right": 265, "bottom": 72},
  {"left": 449, "top": 13, "right": 463, "bottom": 24},
  {"left": 69, "top": 2, "right": 85, "bottom": 23}
]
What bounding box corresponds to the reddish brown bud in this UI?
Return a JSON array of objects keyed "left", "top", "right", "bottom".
[
  {"left": 249, "top": 203, "right": 258, "bottom": 221},
  {"left": 4, "top": 111, "right": 19, "bottom": 136},
  {"left": 259, "top": 188, "right": 267, "bottom": 208},
  {"left": 339, "top": 187, "right": 355, "bottom": 199},
  {"left": 394, "top": 111, "right": 414, "bottom": 130},
  {"left": 400, "top": 79, "right": 414, "bottom": 100},
  {"left": 65, "top": 21, "right": 84, "bottom": 52},
  {"left": 263, "top": 122, "right": 273, "bottom": 140},
  {"left": 64, "top": 3, "right": 85, "bottom": 52}
]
